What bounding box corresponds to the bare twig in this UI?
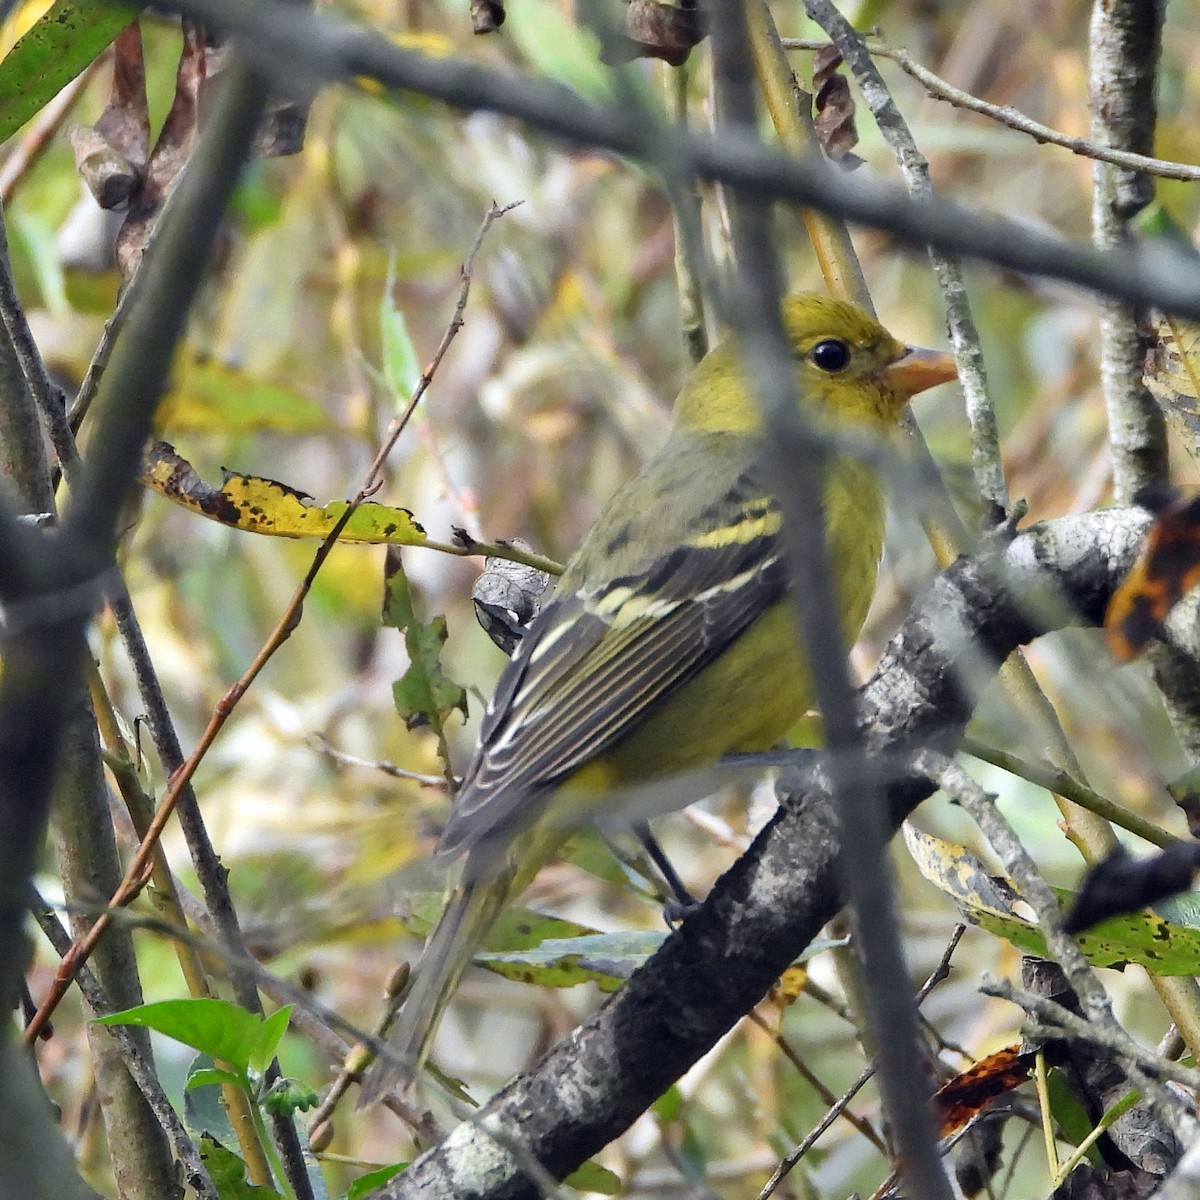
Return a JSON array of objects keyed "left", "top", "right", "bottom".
[
  {"left": 985, "top": 980, "right": 1200, "bottom": 1094},
  {"left": 800, "top": 1, "right": 1005, "bottom": 517},
  {"left": 307, "top": 734, "right": 448, "bottom": 787},
  {"left": 1090, "top": 0, "right": 1167, "bottom": 505},
  {"left": 757, "top": 927, "right": 966, "bottom": 1200},
  {"left": 922, "top": 751, "right": 1200, "bottom": 1140},
  {"left": 712, "top": 0, "right": 951, "bottom": 1194},
  {"left": 745, "top": 1009, "right": 888, "bottom": 1153},
  {"left": 779, "top": 37, "right": 1200, "bottom": 183},
  {"left": 959, "top": 736, "right": 1180, "bottom": 850}
]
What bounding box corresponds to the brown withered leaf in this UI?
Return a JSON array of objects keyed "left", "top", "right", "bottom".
[
  {"left": 96, "top": 23, "right": 149, "bottom": 165},
  {"left": 69, "top": 124, "right": 140, "bottom": 212},
  {"left": 599, "top": 0, "right": 707, "bottom": 67},
  {"left": 1105, "top": 483, "right": 1200, "bottom": 662},
  {"left": 116, "top": 23, "right": 208, "bottom": 279},
  {"left": 205, "top": 38, "right": 308, "bottom": 157},
  {"left": 472, "top": 540, "right": 550, "bottom": 656},
  {"left": 254, "top": 99, "right": 309, "bottom": 158},
  {"left": 812, "top": 45, "right": 863, "bottom": 170},
  {"left": 932, "top": 1045, "right": 1037, "bottom": 1139},
  {"left": 69, "top": 22, "right": 147, "bottom": 212},
  {"left": 470, "top": 0, "right": 506, "bottom": 33}
]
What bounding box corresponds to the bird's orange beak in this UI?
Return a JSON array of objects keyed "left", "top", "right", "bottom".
[{"left": 884, "top": 344, "right": 958, "bottom": 400}]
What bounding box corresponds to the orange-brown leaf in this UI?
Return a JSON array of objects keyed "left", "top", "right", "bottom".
[
  {"left": 932, "top": 1045, "right": 1037, "bottom": 1138},
  {"left": 1105, "top": 487, "right": 1200, "bottom": 662}
]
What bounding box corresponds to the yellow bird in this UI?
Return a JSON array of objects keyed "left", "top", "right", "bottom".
[{"left": 362, "top": 293, "right": 956, "bottom": 1102}]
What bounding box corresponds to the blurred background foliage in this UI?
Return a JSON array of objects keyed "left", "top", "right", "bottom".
[{"left": 6, "top": 0, "right": 1200, "bottom": 1196}]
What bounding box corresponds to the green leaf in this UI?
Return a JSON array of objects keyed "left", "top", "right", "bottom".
[
  {"left": 379, "top": 253, "right": 422, "bottom": 401},
  {"left": 904, "top": 825, "right": 1200, "bottom": 974},
  {"left": 399, "top": 891, "right": 598, "bottom": 952},
  {"left": 383, "top": 549, "right": 467, "bottom": 735},
  {"left": 141, "top": 443, "right": 432, "bottom": 547},
  {"left": 97, "top": 998, "right": 263, "bottom": 1072},
  {"left": 563, "top": 1160, "right": 621, "bottom": 1194},
  {"left": 563, "top": 827, "right": 657, "bottom": 894},
  {"left": 1045, "top": 1069, "right": 1105, "bottom": 1167},
  {"left": 261, "top": 1079, "right": 319, "bottom": 1118},
  {"left": 247, "top": 1006, "right": 292, "bottom": 1076},
  {"left": 186, "top": 1067, "right": 242, "bottom": 1092},
  {"left": 198, "top": 1138, "right": 286, "bottom": 1200},
  {"left": 184, "top": 1056, "right": 239, "bottom": 1142},
  {"left": 0, "top": 3, "right": 140, "bottom": 145},
  {"left": 347, "top": 1163, "right": 407, "bottom": 1200},
  {"left": 652, "top": 1085, "right": 683, "bottom": 1123},
  {"left": 478, "top": 930, "right": 666, "bottom": 990}
]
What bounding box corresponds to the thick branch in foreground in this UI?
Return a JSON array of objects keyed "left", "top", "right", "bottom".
[{"left": 379, "top": 506, "right": 1157, "bottom": 1200}]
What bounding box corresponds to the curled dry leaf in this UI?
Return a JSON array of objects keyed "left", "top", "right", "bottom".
[
  {"left": 68, "top": 124, "right": 139, "bottom": 211},
  {"left": 470, "top": 0, "right": 506, "bottom": 34},
  {"left": 600, "top": 0, "right": 707, "bottom": 67},
  {"left": 116, "top": 22, "right": 208, "bottom": 278},
  {"left": 69, "top": 22, "right": 147, "bottom": 212},
  {"left": 931, "top": 1044, "right": 1037, "bottom": 1139},
  {"left": 254, "top": 98, "right": 309, "bottom": 158},
  {"left": 812, "top": 44, "right": 863, "bottom": 170}
]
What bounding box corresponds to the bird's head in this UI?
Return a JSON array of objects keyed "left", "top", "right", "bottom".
[{"left": 673, "top": 293, "right": 957, "bottom": 436}]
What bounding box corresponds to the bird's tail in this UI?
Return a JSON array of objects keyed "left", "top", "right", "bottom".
[{"left": 358, "top": 869, "right": 509, "bottom": 1106}]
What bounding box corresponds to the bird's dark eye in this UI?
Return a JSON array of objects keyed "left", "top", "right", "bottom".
[{"left": 810, "top": 339, "right": 851, "bottom": 373}]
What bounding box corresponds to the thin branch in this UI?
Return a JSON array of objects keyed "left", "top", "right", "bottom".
[
  {"left": 745, "top": 1009, "right": 888, "bottom": 1154},
  {"left": 799, "top": 1, "right": 1006, "bottom": 516},
  {"left": 758, "top": 926, "right": 966, "bottom": 1200},
  {"left": 923, "top": 751, "right": 1200, "bottom": 1140},
  {"left": 959, "top": 736, "right": 1180, "bottom": 850},
  {"left": 713, "top": 0, "right": 951, "bottom": 1193},
  {"left": 1090, "top": 0, "right": 1167, "bottom": 508},
  {"left": 307, "top": 734, "right": 448, "bottom": 787},
  {"left": 0, "top": 212, "right": 80, "bottom": 478},
  {"left": 986, "top": 980, "right": 1200, "bottom": 1094},
  {"left": 779, "top": 37, "right": 1200, "bottom": 183}
]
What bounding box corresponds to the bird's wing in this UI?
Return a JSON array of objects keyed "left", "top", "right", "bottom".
[{"left": 439, "top": 440, "right": 788, "bottom": 861}]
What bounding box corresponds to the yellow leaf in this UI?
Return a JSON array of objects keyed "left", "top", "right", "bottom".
[{"left": 140, "top": 442, "right": 432, "bottom": 547}]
